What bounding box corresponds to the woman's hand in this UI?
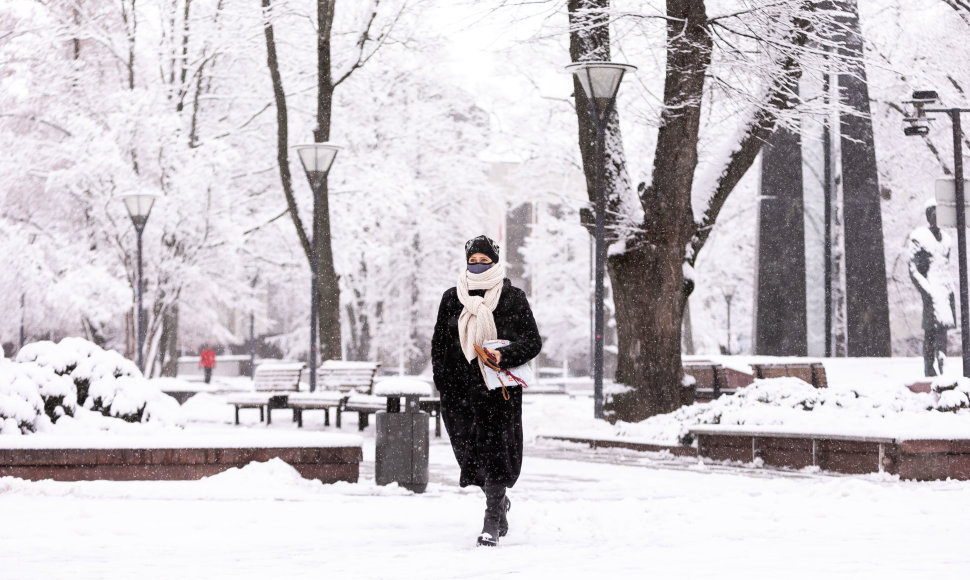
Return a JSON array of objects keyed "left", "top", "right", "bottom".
[{"left": 484, "top": 347, "right": 502, "bottom": 364}]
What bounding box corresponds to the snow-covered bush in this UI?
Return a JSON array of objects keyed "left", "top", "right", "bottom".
[
  {"left": 8, "top": 337, "right": 179, "bottom": 426},
  {"left": 930, "top": 377, "right": 970, "bottom": 412},
  {"left": 17, "top": 338, "right": 139, "bottom": 406},
  {"left": 0, "top": 359, "right": 76, "bottom": 434},
  {"left": 609, "top": 377, "right": 944, "bottom": 446},
  {"left": 87, "top": 375, "right": 182, "bottom": 423},
  {"left": 0, "top": 359, "right": 45, "bottom": 434}
]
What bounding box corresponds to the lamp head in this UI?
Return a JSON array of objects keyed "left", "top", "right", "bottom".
[
  {"left": 294, "top": 144, "right": 340, "bottom": 192},
  {"left": 120, "top": 194, "right": 157, "bottom": 233},
  {"left": 564, "top": 61, "right": 637, "bottom": 121}
]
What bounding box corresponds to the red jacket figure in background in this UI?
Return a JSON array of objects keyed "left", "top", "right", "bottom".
[{"left": 199, "top": 347, "right": 216, "bottom": 384}]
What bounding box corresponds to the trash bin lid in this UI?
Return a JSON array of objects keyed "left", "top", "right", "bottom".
[{"left": 373, "top": 377, "right": 432, "bottom": 397}]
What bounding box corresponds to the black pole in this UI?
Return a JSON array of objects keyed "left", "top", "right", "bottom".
[
  {"left": 822, "top": 72, "right": 833, "bottom": 358},
  {"left": 592, "top": 112, "right": 606, "bottom": 420},
  {"left": 136, "top": 228, "right": 144, "bottom": 372},
  {"left": 951, "top": 109, "right": 970, "bottom": 378},
  {"left": 309, "top": 183, "right": 320, "bottom": 392}
]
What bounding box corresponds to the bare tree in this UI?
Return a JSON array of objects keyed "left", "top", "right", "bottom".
[{"left": 262, "top": 0, "right": 401, "bottom": 362}]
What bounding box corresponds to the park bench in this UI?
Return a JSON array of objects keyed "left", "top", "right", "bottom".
[
  {"left": 319, "top": 360, "right": 382, "bottom": 393},
  {"left": 751, "top": 362, "right": 828, "bottom": 389},
  {"left": 225, "top": 362, "right": 305, "bottom": 425},
  {"left": 287, "top": 391, "right": 349, "bottom": 428},
  {"left": 339, "top": 394, "right": 388, "bottom": 431},
  {"left": 683, "top": 362, "right": 730, "bottom": 402}
]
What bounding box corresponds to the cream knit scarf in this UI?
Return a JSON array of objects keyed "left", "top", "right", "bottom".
[{"left": 456, "top": 263, "right": 507, "bottom": 377}]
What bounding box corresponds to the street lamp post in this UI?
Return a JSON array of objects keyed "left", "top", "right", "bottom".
[
  {"left": 294, "top": 143, "right": 340, "bottom": 392},
  {"left": 904, "top": 91, "right": 970, "bottom": 377},
  {"left": 566, "top": 61, "right": 636, "bottom": 419},
  {"left": 121, "top": 194, "right": 157, "bottom": 372}
]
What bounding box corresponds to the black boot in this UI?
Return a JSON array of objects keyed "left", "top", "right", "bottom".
[
  {"left": 477, "top": 483, "right": 507, "bottom": 547},
  {"left": 498, "top": 495, "right": 511, "bottom": 537}
]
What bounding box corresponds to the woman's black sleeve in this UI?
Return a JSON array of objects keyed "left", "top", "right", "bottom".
[
  {"left": 431, "top": 290, "right": 453, "bottom": 393},
  {"left": 496, "top": 288, "right": 542, "bottom": 369}
]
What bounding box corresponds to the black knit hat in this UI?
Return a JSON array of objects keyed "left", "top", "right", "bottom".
[{"left": 464, "top": 235, "right": 500, "bottom": 263}]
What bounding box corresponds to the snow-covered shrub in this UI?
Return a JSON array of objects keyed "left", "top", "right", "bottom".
[
  {"left": 0, "top": 359, "right": 45, "bottom": 434},
  {"left": 87, "top": 375, "right": 182, "bottom": 423},
  {"left": 610, "top": 377, "right": 941, "bottom": 446},
  {"left": 931, "top": 377, "right": 970, "bottom": 412},
  {"left": 0, "top": 357, "right": 77, "bottom": 433},
  {"left": 17, "top": 338, "right": 139, "bottom": 407},
  {"left": 0, "top": 358, "right": 79, "bottom": 433},
  {"left": 12, "top": 337, "right": 179, "bottom": 426}
]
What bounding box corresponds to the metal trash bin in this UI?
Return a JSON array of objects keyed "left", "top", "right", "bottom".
[{"left": 375, "top": 394, "right": 429, "bottom": 493}]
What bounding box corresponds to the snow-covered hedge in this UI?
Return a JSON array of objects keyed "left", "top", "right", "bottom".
[
  {"left": 0, "top": 338, "right": 180, "bottom": 434},
  {"left": 931, "top": 377, "right": 970, "bottom": 411},
  {"left": 611, "top": 377, "right": 960, "bottom": 446}
]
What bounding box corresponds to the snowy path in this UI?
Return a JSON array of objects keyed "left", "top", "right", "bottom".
[{"left": 2, "top": 436, "right": 968, "bottom": 579}]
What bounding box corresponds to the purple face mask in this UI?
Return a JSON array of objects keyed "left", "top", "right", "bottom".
[{"left": 467, "top": 263, "right": 493, "bottom": 274}]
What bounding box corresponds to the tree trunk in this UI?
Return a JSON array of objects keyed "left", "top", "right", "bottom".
[
  {"left": 157, "top": 304, "right": 179, "bottom": 377},
  {"left": 834, "top": 0, "right": 892, "bottom": 356},
  {"left": 603, "top": 0, "right": 710, "bottom": 421},
  {"left": 606, "top": 245, "right": 688, "bottom": 421},
  {"left": 313, "top": 0, "right": 342, "bottom": 361}
]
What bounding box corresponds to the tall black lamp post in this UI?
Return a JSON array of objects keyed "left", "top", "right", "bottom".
[
  {"left": 565, "top": 61, "right": 636, "bottom": 419},
  {"left": 294, "top": 143, "right": 340, "bottom": 392},
  {"left": 121, "top": 193, "right": 157, "bottom": 372},
  {"left": 904, "top": 90, "right": 970, "bottom": 377}
]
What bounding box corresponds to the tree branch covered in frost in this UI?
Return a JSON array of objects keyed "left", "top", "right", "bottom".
[
  {"left": 687, "top": 1, "right": 858, "bottom": 264},
  {"left": 940, "top": 0, "right": 970, "bottom": 28},
  {"left": 688, "top": 2, "right": 813, "bottom": 264}
]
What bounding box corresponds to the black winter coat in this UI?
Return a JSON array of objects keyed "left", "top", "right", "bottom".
[{"left": 431, "top": 278, "right": 542, "bottom": 488}]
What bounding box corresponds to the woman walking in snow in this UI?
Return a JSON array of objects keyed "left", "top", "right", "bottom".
[{"left": 431, "top": 235, "right": 542, "bottom": 547}]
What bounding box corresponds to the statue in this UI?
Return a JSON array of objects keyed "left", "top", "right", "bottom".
[{"left": 908, "top": 199, "right": 956, "bottom": 376}]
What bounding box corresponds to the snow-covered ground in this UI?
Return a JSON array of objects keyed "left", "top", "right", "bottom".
[{"left": 2, "top": 357, "right": 970, "bottom": 578}]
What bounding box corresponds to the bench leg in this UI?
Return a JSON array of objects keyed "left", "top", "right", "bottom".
[
  {"left": 296, "top": 409, "right": 303, "bottom": 428},
  {"left": 324, "top": 409, "right": 330, "bottom": 427},
  {"left": 336, "top": 408, "right": 342, "bottom": 429},
  {"left": 235, "top": 406, "right": 240, "bottom": 425},
  {"left": 435, "top": 412, "right": 441, "bottom": 438},
  {"left": 266, "top": 407, "right": 272, "bottom": 425},
  {"left": 259, "top": 407, "right": 264, "bottom": 423},
  {"left": 358, "top": 412, "right": 367, "bottom": 431}
]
